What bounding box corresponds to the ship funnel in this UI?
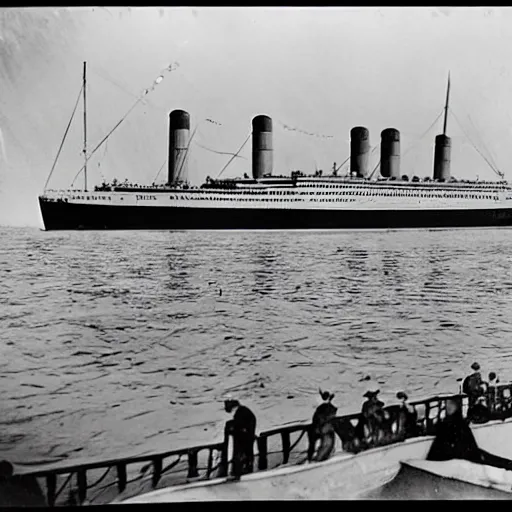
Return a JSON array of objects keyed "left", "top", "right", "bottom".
[
  {"left": 380, "top": 128, "right": 400, "bottom": 179},
  {"left": 350, "top": 127, "right": 370, "bottom": 178},
  {"left": 433, "top": 134, "right": 451, "bottom": 181},
  {"left": 168, "top": 109, "right": 190, "bottom": 184},
  {"left": 252, "top": 115, "right": 273, "bottom": 179}
]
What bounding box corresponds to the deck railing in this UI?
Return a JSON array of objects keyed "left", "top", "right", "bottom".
[{"left": 6, "top": 385, "right": 512, "bottom": 506}]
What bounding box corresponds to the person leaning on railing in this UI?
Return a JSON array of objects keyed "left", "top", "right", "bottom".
[
  {"left": 427, "top": 397, "right": 483, "bottom": 464},
  {"left": 308, "top": 390, "right": 338, "bottom": 462},
  {"left": 396, "top": 392, "right": 419, "bottom": 438},
  {"left": 223, "top": 396, "right": 257, "bottom": 481},
  {"left": 462, "top": 362, "right": 485, "bottom": 410}
]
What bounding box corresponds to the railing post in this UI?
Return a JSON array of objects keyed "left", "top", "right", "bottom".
[
  {"left": 46, "top": 474, "right": 57, "bottom": 507},
  {"left": 281, "top": 431, "right": 291, "bottom": 465},
  {"left": 424, "top": 402, "right": 431, "bottom": 434},
  {"left": 187, "top": 449, "right": 199, "bottom": 479},
  {"left": 116, "top": 463, "right": 127, "bottom": 493},
  {"left": 77, "top": 469, "right": 87, "bottom": 505},
  {"left": 257, "top": 436, "right": 268, "bottom": 470},
  {"left": 152, "top": 457, "right": 162, "bottom": 488},
  {"left": 206, "top": 448, "right": 214, "bottom": 478},
  {"left": 218, "top": 430, "right": 229, "bottom": 478}
]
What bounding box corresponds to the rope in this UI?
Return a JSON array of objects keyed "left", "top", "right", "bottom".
[
  {"left": 85, "top": 466, "right": 113, "bottom": 490},
  {"left": 278, "top": 120, "right": 335, "bottom": 139},
  {"left": 466, "top": 113, "right": 502, "bottom": 177},
  {"left": 369, "top": 159, "right": 381, "bottom": 180},
  {"left": 194, "top": 141, "right": 248, "bottom": 160},
  {"left": 402, "top": 109, "right": 445, "bottom": 158},
  {"left": 71, "top": 64, "right": 177, "bottom": 188},
  {"left": 334, "top": 155, "right": 350, "bottom": 174},
  {"left": 53, "top": 472, "right": 74, "bottom": 503},
  {"left": 44, "top": 84, "right": 84, "bottom": 191},
  {"left": 161, "top": 455, "right": 183, "bottom": 475},
  {"left": 216, "top": 132, "right": 251, "bottom": 179},
  {"left": 450, "top": 109, "right": 504, "bottom": 179},
  {"left": 288, "top": 429, "right": 307, "bottom": 452},
  {"left": 153, "top": 159, "right": 167, "bottom": 184},
  {"left": 90, "top": 65, "right": 159, "bottom": 111}
]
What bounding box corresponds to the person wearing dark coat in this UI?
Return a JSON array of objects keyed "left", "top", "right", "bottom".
[
  {"left": 224, "top": 398, "right": 257, "bottom": 480},
  {"left": 396, "top": 391, "right": 419, "bottom": 438},
  {"left": 356, "top": 390, "right": 385, "bottom": 445},
  {"left": 462, "top": 362, "right": 485, "bottom": 410},
  {"left": 486, "top": 372, "right": 499, "bottom": 415},
  {"left": 308, "top": 389, "right": 338, "bottom": 462},
  {"left": 427, "top": 398, "right": 483, "bottom": 464}
]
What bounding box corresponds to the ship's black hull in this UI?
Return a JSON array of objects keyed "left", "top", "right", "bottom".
[{"left": 39, "top": 199, "right": 512, "bottom": 230}]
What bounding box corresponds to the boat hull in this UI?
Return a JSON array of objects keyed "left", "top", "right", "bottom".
[
  {"left": 375, "top": 460, "right": 512, "bottom": 500},
  {"left": 39, "top": 199, "right": 512, "bottom": 230},
  {"left": 116, "top": 436, "right": 435, "bottom": 502},
  {"left": 116, "top": 419, "right": 512, "bottom": 502}
]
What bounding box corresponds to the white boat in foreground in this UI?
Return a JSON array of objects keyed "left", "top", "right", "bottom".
[
  {"left": 376, "top": 459, "right": 512, "bottom": 500},
  {"left": 115, "top": 418, "right": 512, "bottom": 502}
]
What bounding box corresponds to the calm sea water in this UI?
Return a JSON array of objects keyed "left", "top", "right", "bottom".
[{"left": 1, "top": 227, "right": 512, "bottom": 466}]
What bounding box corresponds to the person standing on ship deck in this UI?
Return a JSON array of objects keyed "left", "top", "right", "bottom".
[{"left": 224, "top": 397, "right": 257, "bottom": 480}]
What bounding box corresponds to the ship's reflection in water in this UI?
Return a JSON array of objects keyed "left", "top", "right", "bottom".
[
  {"left": 165, "top": 245, "right": 192, "bottom": 292},
  {"left": 250, "top": 243, "right": 280, "bottom": 296},
  {"left": 1, "top": 228, "right": 512, "bottom": 466}
]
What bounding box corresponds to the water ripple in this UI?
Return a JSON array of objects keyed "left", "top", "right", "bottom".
[{"left": 1, "top": 227, "right": 512, "bottom": 465}]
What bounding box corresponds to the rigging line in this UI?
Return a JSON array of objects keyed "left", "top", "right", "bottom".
[
  {"left": 402, "top": 109, "right": 445, "bottom": 158},
  {"left": 95, "top": 139, "right": 108, "bottom": 183},
  {"left": 335, "top": 154, "right": 350, "bottom": 173},
  {"left": 369, "top": 160, "right": 381, "bottom": 180},
  {"left": 217, "top": 133, "right": 251, "bottom": 179},
  {"left": 153, "top": 159, "right": 167, "bottom": 183},
  {"left": 451, "top": 109, "right": 499, "bottom": 174},
  {"left": 71, "top": 97, "right": 144, "bottom": 187},
  {"left": 44, "top": 83, "right": 84, "bottom": 191},
  {"left": 450, "top": 109, "right": 504, "bottom": 179},
  {"left": 71, "top": 66, "right": 177, "bottom": 187},
  {"left": 90, "top": 65, "right": 162, "bottom": 112},
  {"left": 462, "top": 112, "right": 495, "bottom": 168},
  {"left": 277, "top": 120, "right": 335, "bottom": 139},
  {"left": 467, "top": 114, "right": 500, "bottom": 172},
  {"left": 194, "top": 141, "right": 248, "bottom": 160}
]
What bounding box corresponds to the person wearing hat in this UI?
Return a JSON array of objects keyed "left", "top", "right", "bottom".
[
  {"left": 462, "top": 362, "right": 485, "bottom": 410},
  {"left": 356, "top": 390, "right": 385, "bottom": 446},
  {"left": 486, "top": 372, "right": 500, "bottom": 415},
  {"left": 307, "top": 389, "right": 338, "bottom": 462},
  {"left": 427, "top": 397, "right": 483, "bottom": 464},
  {"left": 223, "top": 396, "right": 257, "bottom": 480},
  {"left": 396, "top": 391, "right": 418, "bottom": 438}
]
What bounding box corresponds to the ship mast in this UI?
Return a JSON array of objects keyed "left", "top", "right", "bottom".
[
  {"left": 83, "top": 61, "right": 88, "bottom": 192},
  {"left": 443, "top": 71, "right": 451, "bottom": 136}
]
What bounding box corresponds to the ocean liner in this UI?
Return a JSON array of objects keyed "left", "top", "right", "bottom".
[{"left": 39, "top": 64, "right": 512, "bottom": 230}]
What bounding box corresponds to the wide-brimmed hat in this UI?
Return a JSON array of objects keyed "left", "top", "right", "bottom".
[
  {"left": 363, "top": 390, "right": 380, "bottom": 398},
  {"left": 471, "top": 362, "right": 480, "bottom": 371}
]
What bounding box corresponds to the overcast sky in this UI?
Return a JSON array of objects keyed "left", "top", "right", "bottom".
[{"left": 2, "top": 7, "right": 512, "bottom": 226}]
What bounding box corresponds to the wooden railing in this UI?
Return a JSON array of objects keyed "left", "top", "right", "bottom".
[{"left": 7, "top": 385, "right": 512, "bottom": 506}]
